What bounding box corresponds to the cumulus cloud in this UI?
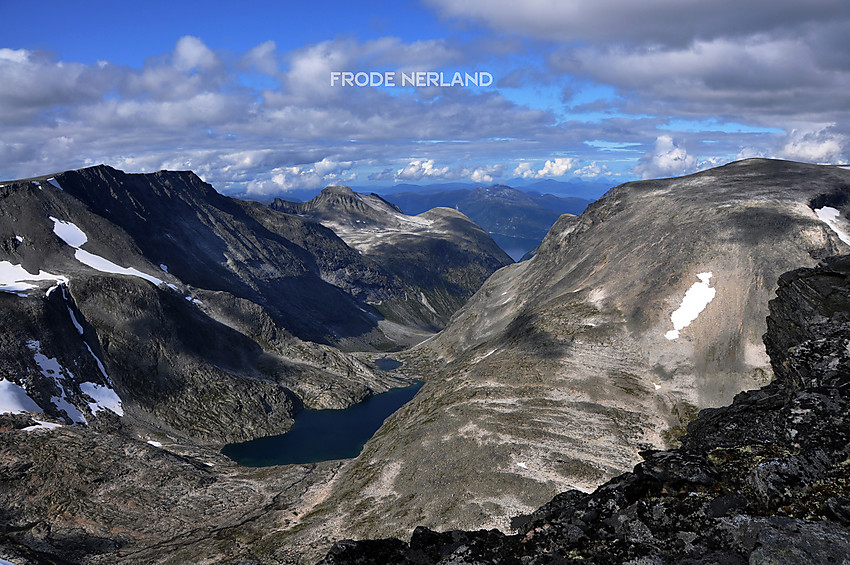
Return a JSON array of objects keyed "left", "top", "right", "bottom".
[
  {"left": 778, "top": 126, "right": 847, "bottom": 164},
  {"left": 0, "top": 33, "right": 558, "bottom": 193},
  {"left": 427, "top": 0, "right": 846, "bottom": 47},
  {"left": 242, "top": 40, "right": 279, "bottom": 75},
  {"left": 633, "top": 136, "right": 698, "bottom": 179},
  {"left": 385, "top": 160, "right": 505, "bottom": 184},
  {"left": 244, "top": 158, "right": 356, "bottom": 195},
  {"left": 573, "top": 161, "right": 613, "bottom": 178},
  {"left": 0, "top": 48, "right": 118, "bottom": 123},
  {"left": 173, "top": 36, "right": 220, "bottom": 72},
  {"left": 514, "top": 158, "right": 576, "bottom": 179},
  {"left": 396, "top": 159, "right": 451, "bottom": 181},
  {"left": 433, "top": 0, "right": 850, "bottom": 166}
]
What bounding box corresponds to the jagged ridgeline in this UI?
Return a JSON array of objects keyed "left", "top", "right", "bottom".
[
  {"left": 0, "top": 165, "right": 510, "bottom": 444},
  {"left": 271, "top": 185, "right": 512, "bottom": 330}
]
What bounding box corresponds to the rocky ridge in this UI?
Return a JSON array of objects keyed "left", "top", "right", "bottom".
[
  {"left": 272, "top": 186, "right": 512, "bottom": 333},
  {"left": 384, "top": 185, "right": 592, "bottom": 260},
  {"left": 319, "top": 252, "right": 850, "bottom": 564},
  {"left": 1, "top": 166, "right": 454, "bottom": 445}
]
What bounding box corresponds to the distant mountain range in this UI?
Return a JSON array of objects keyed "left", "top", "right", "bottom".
[
  {"left": 231, "top": 178, "right": 611, "bottom": 206},
  {"left": 383, "top": 184, "right": 592, "bottom": 260}
]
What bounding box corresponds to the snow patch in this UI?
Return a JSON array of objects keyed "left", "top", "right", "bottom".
[
  {"left": 80, "top": 382, "right": 123, "bottom": 416},
  {"left": 14, "top": 235, "right": 23, "bottom": 243},
  {"left": 73, "top": 249, "right": 164, "bottom": 286},
  {"left": 665, "top": 272, "right": 716, "bottom": 340},
  {"left": 652, "top": 382, "right": 662, "bottom": 391},
  {"left": 27, "top": 340, "right": 86, "bottom": 424},
  {"left": 147, "top": 440, "right": 163, "bottom": 448},
  {"left": 50, "top": 217, "right": 88, "bottom": 247},
  {"left": 0, "top": 260, "right": 68, "bottom": 294},
  {"left": 0, "top": 377, "right": 43, "bottom": 414},
  {"left": 61, "top": 286, "right": 84, "bottom": 334},
  {"left": 46, "top": 177, "right": 64, "bottom": 191},
  {"left": 419, "top": 291, "right": 437, "bottom": 315},
  {"left": 814, "top": 206, "right": 850, "bottom": 246},
  {"left": 160, "top": 264, "right": 169, "bottom": 273},
  {"left": 84, "top": 343, "right": 110, "bottom": 382},
  {"left": 51, "top": 216, "right": 165, "bottom": 286},
  {"left": 22, "top": 420, "right": 63, "bottom": 432}
]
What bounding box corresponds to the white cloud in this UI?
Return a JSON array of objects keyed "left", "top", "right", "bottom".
[
  {"left": 573, "top": 161, "right": 612, "bottom": 178},
  {"left": 633, "top": 136, "right": 699, "bottom": 179},
  {"left": 0, "top": 48, "right": 30, "bottom": 64},
  {"left": 243, "top": 40, "right": 279, "bottom": 75},
  {"left": 778, "top": 126, "right": 847, "bottom": 164},
  {"left": 173, "top": 36, "right": 220, "bottom": 72},
  {"left": 514, "top": 158, "right": 576, "bottom": 179},
  {"left": 396, "top": 159, "right": 450, "bottom": 181},
  {"left": 245, "top": 158, "right": 356, "bottom": 195}
]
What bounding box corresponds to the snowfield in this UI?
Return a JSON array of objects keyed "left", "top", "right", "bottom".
[
  {"left": 0, "top": 260, "right": 68, "bottom": 295},
  {"left": 815, "top": 206, "right": 850, "bottom": 246},
  {"left": 51, "top": 217, "right": 164, "bottom": 286},
  {"left": 665, "top": 272, "right": 717, "bottom": 340},
  {"left": 0, "top": 377, "right": 43, "bottom": 415}
]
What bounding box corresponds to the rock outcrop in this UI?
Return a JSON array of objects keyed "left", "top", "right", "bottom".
[{"left": 319, "top": 253, "right": 850, "bottom": 564}]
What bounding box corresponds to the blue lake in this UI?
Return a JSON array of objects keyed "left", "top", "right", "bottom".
[{"left": 221, "top": 380, "right": 423, "bottom": 466}]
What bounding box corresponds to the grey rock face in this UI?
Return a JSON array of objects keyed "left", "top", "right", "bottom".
[
  {"left": 384, "top": 184, "right": 592, "bottom": 259},
  {"left": 0, "top": 416, "right": 345, "bottom": 565},
  {"left": 306, "top": 159, "right": 850, "bottom": 543},
  {"left": 272, "top": 186, "right": 513, "bottom": 333},
  {"left": 318, "top": 253, "right": 850, "bottom": 565}
]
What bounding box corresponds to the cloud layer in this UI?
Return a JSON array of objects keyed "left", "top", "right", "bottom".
[{"left": 2, "top": 1, "right": 849, "bottom": 197}]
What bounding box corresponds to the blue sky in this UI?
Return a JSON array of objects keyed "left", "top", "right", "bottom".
[{"left": 1, "top": 0, "right": 849, "bottom": 198}]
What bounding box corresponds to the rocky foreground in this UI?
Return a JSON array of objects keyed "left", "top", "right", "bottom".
[{"left": 320, "top": 254, "right": 850, "bottom": 563}]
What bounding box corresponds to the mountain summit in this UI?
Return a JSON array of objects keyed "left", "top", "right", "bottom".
[{"left": 272, "top": 186, "right": 512, "bottom": 333}]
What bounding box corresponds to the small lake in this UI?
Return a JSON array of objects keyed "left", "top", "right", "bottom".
[
  {"left": 221, "top": 380, "right": 423, "bottom": 466},
  {"left": 374, "top": 357, "right": 403, "bottom": 371}
]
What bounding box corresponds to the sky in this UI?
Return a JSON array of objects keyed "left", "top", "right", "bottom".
[{"left": 1, "top": 0, "right": 849, "bottom": 198}]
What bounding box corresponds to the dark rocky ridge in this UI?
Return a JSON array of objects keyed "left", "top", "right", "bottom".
[
  {"left": 296, "top": 159, "right": 850, "bottom": 547},
  {"left": 319, "top": 253, "right": 850, "bottom": 564},
  {"left": 3, "top": 166, "right": 463, "bottom": 444}
]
